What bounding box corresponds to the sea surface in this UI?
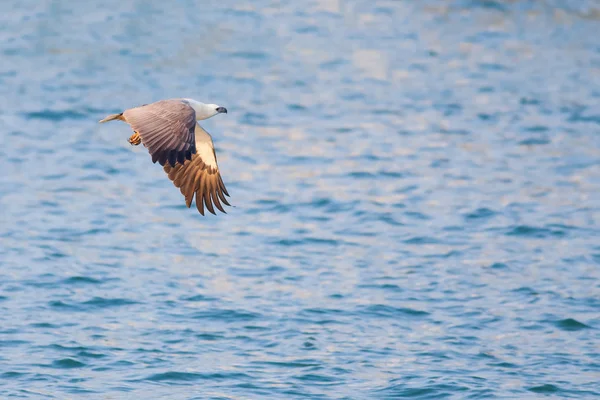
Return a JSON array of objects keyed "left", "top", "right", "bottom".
[{"left": 1, "top": 0, "right": 599, "bottom": 398}]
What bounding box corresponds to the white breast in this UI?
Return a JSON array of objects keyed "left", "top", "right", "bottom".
[{"left": 194, "top": 123, "right": 218, "bottom": 169}]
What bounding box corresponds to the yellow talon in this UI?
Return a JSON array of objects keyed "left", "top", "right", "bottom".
[{"left": 128, "top": 132, "right": 142, "bottom": 146}]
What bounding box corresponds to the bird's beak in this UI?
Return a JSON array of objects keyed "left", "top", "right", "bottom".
[{"left": 216, "top": 107, "right": 228, "bottom": 114}]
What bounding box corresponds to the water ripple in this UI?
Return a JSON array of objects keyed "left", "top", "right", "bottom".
[{"left": 144, "top": 371, "right": 251, "bottom": 383}]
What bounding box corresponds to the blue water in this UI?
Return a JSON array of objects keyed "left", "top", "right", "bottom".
[{"left": 1, "top": 0, "right": 600, "bottom": 398}]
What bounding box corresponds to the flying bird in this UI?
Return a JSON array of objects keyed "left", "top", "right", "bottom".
[{"left": 99, "top": 98, "right": 231, "bottom": 216}]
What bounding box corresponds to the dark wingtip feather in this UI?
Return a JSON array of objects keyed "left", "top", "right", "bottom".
[
  {"left": 216, "top": 184, "right": 230, "bottom": 206},
  {"left": 203, "top": 180, "right": 216, "bottom": 215},
  {"left": 177, "top": 151, "right": 185, "bottom": 165},
  {"left": 196, "top": 195, "right": 205, "bottom": 216},
  {"left": 218, "top": 175, "right": 230, "bottom": 197},
  {"left": 157, "top": 151, "right": 168, "bottom": 166},
  {"left": 167, "top": 151, "right": 176, "bottom": 168},
  {"left": 214, "top": 198, "right": 226, "bottom": 213},
  {"left": 211, "top": 181, "right": 225, "bottom": 213}
]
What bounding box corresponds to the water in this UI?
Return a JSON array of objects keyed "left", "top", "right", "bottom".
[{"left": 1, "top": 0, "right": 599, "bottom": 398}]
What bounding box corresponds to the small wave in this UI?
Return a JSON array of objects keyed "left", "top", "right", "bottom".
[
  {"left": 23, "top": 110, "right": 87, "bottom": 121},
  {"left": 519, "top": 138, "right": 551, "bottom": 146},
  {"left": 30, "top": 322, "right": 64, "bottom": 329},
  {"left": 0, "top": 340, "right": 28, "bottom": 347},
  {"left": 81, "top": 297, "right": 138, "bottom": 309},
  {"left": 62, "top": 276, "right": 104, "bottom": 285},
  {"left": 357, "top": 283, "right": 403, "bottom": 292},
  {"left": 303, "top": 307, "right": 347, "bottom": 316},
  {"left": 359, "top": 304, "right": 430, "bottom": 318},
  {"left": 294, "top": 373, "right": 341, "bottom": 384},
  {"left": 48, "top": 300, "right": 80, "bottom": 310},
  {"left": 403, "top": 236, "right": 440, "bottom": 245},
  {"left": 240, "top": 112, "right": 268, "bottom": 126},
  {"left": 49, "top": 297, "right": 137, "bottom": 311},
  {"left": 375, "top": 383, "right": 468, "bottom": 398},
  {"left": 505, "top": 225, "right": 566, "bottom": 239},
  {"left": 252, "top": 359, "right": 321, "bottom": 369},
  {"left": 181, "top": 294, "right": 216, "bottom": 302},
  {"left": 51, "top": 358, "right": 86, "bottom": 369},
  {"left": 464, "top": 207, "right": 497, "bottom": 221},
  {"left": 49, "top": 344, "right": 88, "bottom": 352},
  {"left": 1, "top": 371, "right": 27, "bottom": 379},
  {"left": 528, "top": 384, "right": 560, "bottom": 394},
  {"left": 553, "top": 318, "right": 591, "bottom": 332},
  {"left": 77, "top": 351, "right": 106, "bottom": 359},
  {"left": 275, "top": 237, "right": 341, "bottom": 247},
  {"left": 144, "top": 371, "right": 250, "bottom": 383},
  {"left": 192, "top": 309, "right": 260, "bottom": 322},
  {"left": 195, "top": 333, "right": 223, "bottom": 341}
]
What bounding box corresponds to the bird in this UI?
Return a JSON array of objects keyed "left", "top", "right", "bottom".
[{"left": 98, "top": 98, "right": 231, "bottom": 216}]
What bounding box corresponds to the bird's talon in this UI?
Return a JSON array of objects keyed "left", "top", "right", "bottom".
[{"left": 128, "top": 132, "right": 142, "bottom": 146}]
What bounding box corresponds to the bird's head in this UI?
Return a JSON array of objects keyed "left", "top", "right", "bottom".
[{"left": 185, "top": 98, "right": 228, "bottom": 120}]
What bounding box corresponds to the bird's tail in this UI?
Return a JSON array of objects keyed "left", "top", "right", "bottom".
[{"left": 98, "top": 113, "right": 123, "bottom": 123}]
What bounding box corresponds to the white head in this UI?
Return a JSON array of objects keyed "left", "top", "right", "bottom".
[{"left": 184, "top": 98, "right": 228, "bottom": 120}]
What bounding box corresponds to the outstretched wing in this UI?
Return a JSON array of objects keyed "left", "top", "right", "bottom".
[
  {"left": 163, "top": 123, "right": 231, "bottom": 215},
  {"left": 122, "top": 99, "right": 197, "bottom": 168}
]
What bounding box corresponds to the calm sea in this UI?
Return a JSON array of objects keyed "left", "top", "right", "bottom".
[{"left": 1, "top": 0, "right": 599, "bottom": 398}]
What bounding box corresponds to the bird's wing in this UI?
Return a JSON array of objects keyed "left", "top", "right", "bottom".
[
  {"left": 122, "top": 99, "right": 197, "bottom": 168},
  {"left": 163, "top": 123, "right": 231, "bottom": 215}
]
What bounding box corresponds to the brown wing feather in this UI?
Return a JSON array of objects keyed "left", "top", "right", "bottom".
[
  {"left": 122, "top": 99, "right": 197, "bottom": 168},
  {"left": 163, "top": 153, "right": 231, "bottom": 216}
]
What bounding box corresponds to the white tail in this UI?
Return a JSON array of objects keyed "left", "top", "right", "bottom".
[{"left": 98, "top": 113, "right": 123, "bottom": 123}]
